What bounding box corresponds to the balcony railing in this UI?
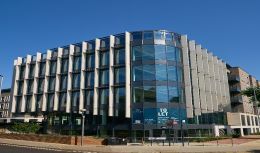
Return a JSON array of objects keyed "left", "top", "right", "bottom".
[
  {"left": 228, "top": 75, "right": 240, "bottom": 83},
  {"left": 230, "top": 86, "right": 241, "bottom": 93}
]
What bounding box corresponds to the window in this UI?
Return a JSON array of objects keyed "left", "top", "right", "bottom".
[
  {"left": 176, "top": 47, "right": 182, "bottom": 62},
  {"left": 26, "top": 96, "right": 32, "bottom": 112},
  {"left": 72, "top": 74, "right": 80, "bottom": 89},
  {"left": 85, "top": 72, "right": 94, "bottom": 87},
  {"left": 61, "top": 58, "right": 68, "bottom": 73},
  {"left": 48, "top": 77, "right": 55, "bottom": 92},
  {"left": 85, "top": 90, "right": 93, "bottom": 107},
  {"left": 100, "top": 89, "right": 109, "bottom": 105},
  {"left": 38, "top": 79, "right": 44, "bottom": 93},
  {"left": 133, "top": 66, "right": 142, "bottom": 81},
  {"left": 29, "top": 64, "right": 35, "bottom": 78},
  {"left": 154, "top": 31, "right": 165, "bottom": 40},
  {"left": 165, "top": 32, "right": 173, "bottom": 42},
  {"left": 143, "top": 86, "right": 156, "bottom": 103},
  {"left": 101, "top": 39, "right": 109, "bottom": 48},
  {"left": 86, "top": 54, "right": 95, "bottom": 68},
  {"left": 114, "top": 67, "right": 125, "bottom": 84},
  {"left": 60, "top": 75, "right": 67, "bottom": 90},
  {"left": 27, "top": 80, "right": 34, "bottom": 94},
  {"left": 166, "top": 46, "right": 176, "bottom": 61},
  {"left": 48, "top": 94, "right": 54, "bottom": 110},
  {"left": 154, "top": 45, "right": 166, "bottom": 60},
  {"left": 142, "top": 45, "right": 155, "bottom": 61},
  {"left": 143, "top": 65, "right": 155, "bottom": 81},
  {"left": 115, "top": 35, "right": 125, "bottom": 45},
  {"left": 73, "top": 56, "right": 81, "bottom": 71},
  {"left": 39, "top": 63, "right": 46, "bottom": 76},
  {"left": 168, "top": 87, "right": 178, "bottom": 103},
  {"left": 18, "top": 82, "right": 24, "bottom": 95},
  {"left": 131, "top": 32, "right": 142, "bottom": 40},
  {"left": 59, "top": 93, "right": 67, "bottom": 110},
  {"left": 36, "top": 95, "right": 42, "bottom": 110},
  {"left": 133, "top": 86, "right": 143, "bottom": 103},
  {"left": 75, "top": 46, "right": 81, "bottom": 53},
  {"left": 20, "top": 66, "right": 25, "bottom": 79},
  {"left": 132, "top": 46, "right": 142, "bottom": 61},
  {"left": 168, "top": 66, "right": 177, "bottom": 81},
  {"left": 156, "top": 64, "right": 167, "bottom": 81},
  {"left": 114, "top": 48, "right": 125, "bottom": 65},
  {"left": 114, "top": 87, "right": 125, "bottom": 116},
  {"left": 72, "top": 92, "right": 80, "bottom": 108},
  {"left": 178, "top": 88, "right": 184, "bottom": 103},
  {"left": 99, "top": 69, "right": 109, "bottom": 86},
  {"left": 177, "top": 68, "right": 183, "bottom": 82},
  {"left": 143, "top": 31, "right": 154, "bottom": 40},
  {"left": 156, "top": 86, "right": 168, "bottom": 103},
  {"left": 50, "top": 61, "right": 57, "bottom": 75},
  {"left": 100, "top": 51, "right": 109, "bottom": 67},
  {"left": 63, "top": 48, "right": 69, "bottom": 55},
  {"left": 175, "top": 34, "right": 181, "bottom": 47}
]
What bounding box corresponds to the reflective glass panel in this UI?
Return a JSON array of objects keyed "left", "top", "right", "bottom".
[
  {"left": 115, "top": 67, "right": 125, "bottom": 84},
  {"left": 166, "top": 46, "right": 176, "bottom": 61},
  {"left": 86, "top": 54, "right": 95, "bottom": 68},
  {"left": 156, "top": 64, "right": 167, "bottom": 81},
  {"left": 39, "top": 63, "right": 46, "bottom": 76},
  {"left": 29, "top": 64, "right": 35, "bottom": 78},
  {"left": 99, "top": 69, "right": 109, "bottom": 86},
  {"left": 177, "top": 67, "right": 183, "bottom": 82},
  {"left": 132, "top": 32, "right": 142, "bottom": 40},
  {"left": 85, "top": 90, "right": 93, "bottom": 106},
  {"left": 48, "top": 77, "right": 55, "bottom": 91},
  {"left": 143, "top": 86, "right": 156, "bottom": 102},
  {"left": 60, "top": 75, "right": 67, "bottom": 90},
  {"left": 165, "top": 32, "right": 173, "bottom": 42},
  {"left": 61, "top": 58, "right": 68, "bottom": 73},
  {"left": 143, "top": 31, "right": 154, "bottom": 40},
  {"left": 59, "top": 93, "right": 67, "bottom": 108},
  {"left": 73, "top": 56, "right": 81, "bottom": 71},
  {"left": 50, "top": 61, "right": 57, "bottom": 75},
  {"left": 72, "top": 92, "right": 80, "bottom": 107},
  {"left": 143, "top": 65, "right": 155, "bottom": 81},
  {"left": 154, "top": 45, "right": 166, "bottom": 60},
  {"left": 133, "top": 86, "right": 143, "bottom": 103},
  {"left": 133, "top": 66, "right": 142, "bottom": 81},
  {"left": 176, "top": 48, "right": 182, "bottom": 62},
  {"left": 154, "top": 31, "right": 165, "bottom": 40},
  {"left": 114, "top": 48, "right": 125, "bottom": 65},
  {"left": 142, "top": 45, "right": 155, "bottom": 61},
  {"left": 156, "top": 86, "right": 168, "bottom": 103},
  {"left": 168, "top": 66, "right": 177, "bottom": 81},
  {"left": 100, "top": 51, "right": 109, "bottom": 67},
  {"left": 100, "top": 89, "right": 109, "bottom": 105},
  {"left": 132, "top": 46, "right": 142, "bottom": 61},
  {"left": 168, "top": 87, "right": 178, "bottom": 103},
  {"left": 86, "top": 72, "right": 94, "bottom": 87},
  {"left": 72, "top": 74, "right": 80, "bottom": 89}
]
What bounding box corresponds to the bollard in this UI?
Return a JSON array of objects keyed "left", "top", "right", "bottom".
[{"left": 231, "top": 137, "right": 234, "bottom": 147}]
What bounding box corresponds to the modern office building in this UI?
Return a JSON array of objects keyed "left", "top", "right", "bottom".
[{"left": 10, "top": 30, "right": 234, "bottom": 137}]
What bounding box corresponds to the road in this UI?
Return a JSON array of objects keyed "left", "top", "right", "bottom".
[{"left": 0, "top": 143, "right": 83, "bottom": 153}]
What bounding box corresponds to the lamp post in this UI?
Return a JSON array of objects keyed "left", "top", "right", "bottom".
[
  {"left": 0, "top": 75, "right": 3, "bottom": 100},
  {"left": 181, "top": 120, "right": 185, "bottom": 147},
  {"left": 79, "top": 109, "right": 86, "bottom": 146}
]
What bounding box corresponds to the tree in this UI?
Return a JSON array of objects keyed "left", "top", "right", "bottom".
[{"left": 242, "top": 87, "right": 260, "bottom": 106}]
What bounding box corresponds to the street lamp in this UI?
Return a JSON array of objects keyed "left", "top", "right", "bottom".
[
  {"left": 181, "top": 119, "right": 185, "bottom": 147},
  {"left": 0, "top": 75, "right": 3, "bottom": 101},
  {"left": 79, "top": 108, "right": 86, "bottom": 146}
]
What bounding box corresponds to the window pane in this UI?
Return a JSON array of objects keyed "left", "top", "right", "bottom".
[
  {"left": 165, "top": 32, "right": 173, "bottom": 42},
  {"left": 85, "top": 90, "right": 93, "bottom": 106},
  {"left": 29, "top": 65, "right": 35, "bottom": 78},
  {"left": 115, "top": 87, "right": 125, "bottom": 116},
  {"left": 143, "top": 65, "right": 155, "bottom": 81},
  {"left": 133, "top": 66, "right": 142, "bottom": 81},
  {"left": 168, "top": 66, "right": 177, "bottom": 81},
  {"left": 156, "top": 86, "right": 168, "bottom": 103},
  {"left": 36, "top": 95, "right": 42, "bottom": 110},
  {"left": 132, "top": 32, "right": 142, "bottom": 40},
  {"left": 99, "top": 70, "right": 109, "bottom": 86},
  {"left": 72, "top": 92, "right": 80, "bottom": 108},
  {"left": 40, "top": 63, "right": 46, "bottom": 76},
  {"left": 133, "top": 86, "right": 143, "bottom": 103},
  {"left": 143, "top": 31, "right": 154, "bottom": 40},
  {"left": 176, "top": 48, "right": 182, "bottom": 62},
  {"left": 166, "top": 46, "right": 176, "bottom": 61},
  {"left": 60, "top": 76, "right": 67, "bottom": 90},
  {"left": 100, "top": 52, "right": 109, "bottom": 66},
  {"left": 154, "top": 45, "right": 166, "bottom": 60},
  {"left": 61, "top": 58, "right": 68, "bottom": 73},
  {"left": 132, "top": 46, "right": 142, "bottom": 61},
  {"left": 86, "top": 72, "right": 94, "bottom": 87},
  {"left": 154, "top": 31, "right": 165, "bottom": 40},
  {"left": 169, "top": 87, "right": 178, "bottom": 103},
  {"left": 156, "top": 64, "right": 167, "bottom": 81},
  {"left": 38, "top": 79, "right": 44, "bottom": 93},
  {"left": 143, "top": 86, "right": 156, "bottom": 102},
  {"left": 142, "top": 45, "right": 155, "bottom": 61},
  {"left": 100, "top": 89, "right": 109, "bottom": 105},
  {"left": 73, "top": 56, "right": 81, "bottom": 71},
  {"left": 114, "top": 49, "right": 125, "bottom": 65},
  {"left": 50, "top": 61, "right": 57, "bottom": 74},
  {"left": 115, "top": 67, "right": 125, "bottom": 84},
  {"left": 177, "top": 67, "right": 183, "bottom": 82},
  {"left": 59, "top": 93, "right": 67, "bottom": 109},
  {"left": 48, "top": 94, "right": 54, "bottom": 110},
  {"left": 72, "top": 74, "right": 80, "bottom": 89},
  {"left": 48, "top": 77, "right": 55, "bottom": 91}
]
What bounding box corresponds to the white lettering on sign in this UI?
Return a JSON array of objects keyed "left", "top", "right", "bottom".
[{"left": 158, "top": 108, "right": 168, "bottom": 117}]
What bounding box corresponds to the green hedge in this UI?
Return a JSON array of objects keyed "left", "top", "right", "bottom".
[{"left": 10, "top": 122, "right": 41, "bottom": 134}]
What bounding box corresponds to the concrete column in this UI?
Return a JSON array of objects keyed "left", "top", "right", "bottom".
[
  {"left": 79, "top": 42, "right": 87, "bottom": 111},
  {"left": 31, "top": 53, "right": 42, "bottom": 112},
  {"left": 196, "top": 45, "right": 207, "bottom": 113},
  {"left": 109, "top": 35, "right": 115, "bottom": 116},
  {"left": 181, "top": 35, "right": 193, "bottom": 118},
  {"left": 53, "top": 48, "right": 63, "bottom": 111},
  {"left": 188, "top": 40, "right": 201, "bottom": 116},
  {"left": 125, "top": 32, "right": 131, "bottom": 118},
  {"left": 93, "top": 39, "right": 100, "bottom": 115},
  {"left": 66, "top": 45, "right": 74, "bottom": 113},
  {"left": 21, "top": 55, "right": 32, "bottom": 112},
  {"left": 42, "top": 50, "right": 52, "bottom": 112},
  {"left": 208, "top": 53, "right": 218, "bottom": 112},
  {"left": 11, "top": 57, "right": 22, "bottom": 113}
]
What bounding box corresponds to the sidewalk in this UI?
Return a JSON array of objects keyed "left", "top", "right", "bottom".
[{"left": 0, "top": 137, "right": 260, "bottom": 153}]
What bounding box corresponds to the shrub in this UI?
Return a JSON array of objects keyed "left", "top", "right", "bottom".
[{"left": 10, "top": 122, "right": 41, "bottom": 134}]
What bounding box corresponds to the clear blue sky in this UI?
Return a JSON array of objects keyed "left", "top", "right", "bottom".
[{"left": 0, "top": 0, "right": 260, "bottom": 89}]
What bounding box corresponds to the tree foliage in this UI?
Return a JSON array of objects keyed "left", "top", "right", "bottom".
[
  {"left": 10, "top": 122, "right": 41, "bottom": 134},
  {"left": 242, "top": 87, "right": 260, "bottom": 105}
]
